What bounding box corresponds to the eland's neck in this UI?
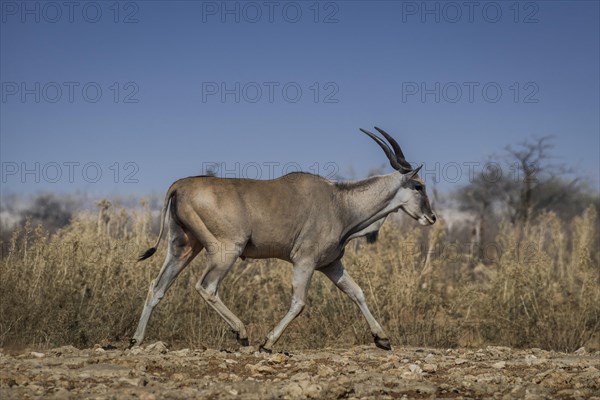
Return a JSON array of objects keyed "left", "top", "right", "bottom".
[{"left": 336, "top": 173, "right": 406, "bottom": 239}]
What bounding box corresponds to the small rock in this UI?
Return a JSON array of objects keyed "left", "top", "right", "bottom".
[
  {"left": 422, "top": 363, "right": 438, "bottom": 373},
  {"left": 282, "top": 382, "right": 303, "bottom": 397},
  {"left": 269, "top": 353, "right": 288, "bottom": 364},
  {"left": 170, "top": 349, "right": 190, "bottom": 357},
  {"left": 329, "top": 355, "right": 350, "bottom": 365},
  {"left": 239, "top": 346, "right": 256, "bottom": 355},
  {"left": 525, "top": 354, "right": 538, "bottom": 366},
  {"left": 129, "top": 347, "right": 144, "bottom": 355},
  {"left": 492, "top": 361, "right": 506, "bottom": 369},
  {"left": 52, "top": 388, "right": 71, "bottom": 398},
  {"left": 317, "top": 365, "right": 334, "bottom": 377},
  {"left": 139, "top": 392, "right": 156, "bottom": 400},
  {"left": 300, "top": 381, "right": 322, "bottom": 398},
  {"left": 217, "top": 372, "right": 229, "bottom": 380},
  {"left": 486, "top": 346, "right": 512, "bottom": 357},
  {"left": 245, "top": 363, "right": 260, "bottom": 373},
  {"left": 524, "top": 392, "right": 545, "bottom": 400},
  {"left": 30, "top": 352, "right": 45, "bottom": 358},
  {"left": 27, "top": 384, "right": 44, "bottom": 394},
  {"left": 171, "top": 373, "right": 186, "bottom": 382},
  {"left": 574, "top": 347, "right": 586, "bottom": 355},
  {"left": 246, "top": 363, "right": 276, "bottom": 375},
  {"left": 118, "top": 377, "right": 144, "bottom": 387},
  {"left": 146, "top": 341, "right": 168, "bottom": 354},
  {"left": 378, "top": 361, "right": 395, "bottom": 371},
  {"left": 409, "top": 364, "right": 423, "bottom": 374},
  {"left": 455, "top": 358, "right": 468, "bottom": 365},
  {"left": 291, "top": 371, "right": 311, "bottom": 381},
  {"left": 386, "top": 354, "right": 400, "bottom": 362},
  {"left": 203, "top": 348, "right": 220, "bottom": 357},
  {"left": 258, "top": 365, "right": 276, "bottom": 373},
  {"left": 412, "top": 383, "right": 437, "bottom": 394},
  {"left": 296, "top": 360, "right": 315, "bottom": 370},
  {"left": 49, "top": 345, "right": 79, "bottom": 356}
]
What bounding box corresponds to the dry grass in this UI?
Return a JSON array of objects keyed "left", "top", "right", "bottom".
[{"left": 1, "top": 202, "right": 598, "bottom": 352}]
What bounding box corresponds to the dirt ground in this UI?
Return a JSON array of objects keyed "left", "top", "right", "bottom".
[{"left": 1, "top": 342, "right": 598, "bottom": 399}]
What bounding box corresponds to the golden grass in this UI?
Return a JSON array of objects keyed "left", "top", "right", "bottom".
[{"left": 1, "top": 203, "right": 598, "bottom": 352}]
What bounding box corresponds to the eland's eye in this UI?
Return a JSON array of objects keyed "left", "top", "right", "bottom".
[{"left": 414, "top": 184, "right": 423, "bottom": 191}]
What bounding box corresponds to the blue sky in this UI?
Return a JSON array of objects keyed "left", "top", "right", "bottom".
[{"left": 1, "top": 0, "right": 599, "bottom": 196}]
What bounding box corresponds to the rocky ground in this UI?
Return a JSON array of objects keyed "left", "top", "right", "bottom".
[{"left": 0, "top": 342, "right": 598, "bottom": 399}]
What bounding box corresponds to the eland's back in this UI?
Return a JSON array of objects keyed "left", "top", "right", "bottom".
[{"left": 169, "top": 173, "right": 343, "bottom": 260}]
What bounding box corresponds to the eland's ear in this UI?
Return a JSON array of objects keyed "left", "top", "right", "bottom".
[{"left": 401, "top": 165, "right": 422, "bottom": 185}]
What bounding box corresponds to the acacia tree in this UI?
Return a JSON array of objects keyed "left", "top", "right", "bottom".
[
  {"left": 456, "top": 136, "right": 598, "bottom": 262},
  {"left": 19, "top": 193, "right": 77, "bottom": 233}
]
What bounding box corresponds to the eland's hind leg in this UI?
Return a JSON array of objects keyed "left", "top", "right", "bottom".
[
  {"left": 195, "top": 241, "right": 249, "bottom": 346},
  {"left": 130, "top": 222, "right": 201, "bottom": 348}
]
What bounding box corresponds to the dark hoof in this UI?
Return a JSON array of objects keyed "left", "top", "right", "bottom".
[
  {"left": 374, "top": 335, "right": 392, "bottom": 351},
  {"left": 128, "top": 339, "right": 137, "bottom": 349},
  {"left": 234, "top": 332, "right": 249, "bottom": 347},
  {"left": 259, "top": 344, "right": 272, "bottom": 354}
]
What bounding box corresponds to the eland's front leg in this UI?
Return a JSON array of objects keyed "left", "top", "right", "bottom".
[
  {"left": 260, "top": 262, "right": 314, "bottom": 353},
  {"left": 319, "top": 260, "right": 391, "bottom": 350}
]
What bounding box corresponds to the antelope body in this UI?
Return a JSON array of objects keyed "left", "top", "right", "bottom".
[{"left": 131, "top": 127, "right": 436, "bottom": 352}]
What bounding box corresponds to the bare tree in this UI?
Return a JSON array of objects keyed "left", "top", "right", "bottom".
[{"left": 504, "top": 136, "right": 558, "bottom": 223}]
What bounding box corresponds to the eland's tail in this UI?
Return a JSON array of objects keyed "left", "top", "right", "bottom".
[{"left": 138, "top": 187, "right": 177, "bottom": 261}]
